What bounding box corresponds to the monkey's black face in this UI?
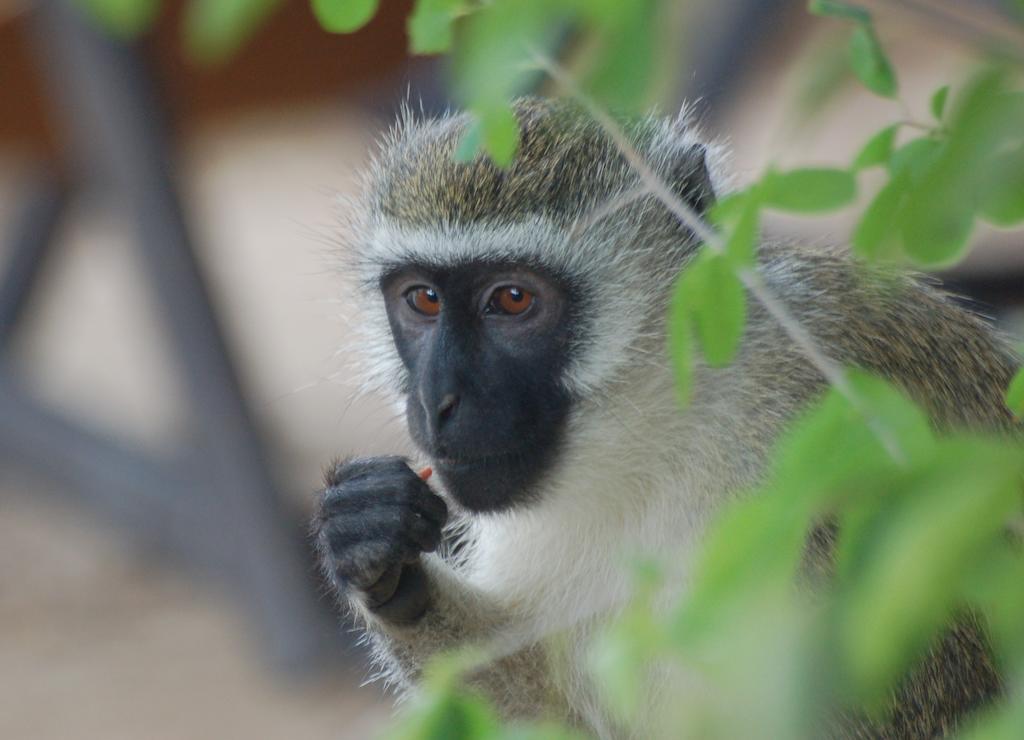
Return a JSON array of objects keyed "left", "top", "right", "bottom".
[{"left": 381, "top": 261, "right": 576, "bottom": 513}]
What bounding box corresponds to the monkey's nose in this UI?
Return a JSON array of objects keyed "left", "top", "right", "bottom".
[{"left": 436, "top": 393, "right": 459, "bottom": 426}]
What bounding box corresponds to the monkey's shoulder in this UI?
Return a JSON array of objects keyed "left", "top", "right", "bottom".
[{"left": 755, "top": 242, "right": 1020, "bottom": 431}]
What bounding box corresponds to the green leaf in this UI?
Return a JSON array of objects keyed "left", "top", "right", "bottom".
[
  {"left": 896, "top": 145, "right": 975, "bottom": 265},
  {"left": 852, "top": 124, "right": 898, "bottom": 170},
  {"left": 762, "top": 168, "right": 857, "bottom": 213},
  {"left": 451, "top": 0, "right": 559, "bottom": 165},
  {"left": 567, "top": 0, "right": 643, "bottom": 25},
  {"left": 723, "top": 197, "right": 760, "bottom": 268},
  {"left": 75, "top": 0, "right": 161, "bottom": 38},
  {"left": 961, "top": 541, "right": 1024, "bottom": 662},
  {"left": 847, "top": 24, "right": 897, "bottom": 98},
  {"left": 712, "top": 190, "right": 761, "bottom": 268},
  {"left": 930, "top": 85, "right": 950, "bottom": 120},
  {"left": 899, "top": 188, "right": 974, "bottom": 266},
  {"left": 884, "top": 136, "right": 976, "bottom": 265},
  {"left": 389, "top": 648, "right": 502, "bottom": 740},
  {"left": 668, "top": 273, "right": 695, "bottom": 406},
  {"left": 842, "top": 371, "right": 936, "bottom": 468},
  {"left": 837, "top": 438, "right": 1024, "bottom": 706},
  {"left": 1007, "top": 368, "right": 1024, "bottom": 419},
  {"left": 772, "top": 371, "right": 934, "bottom": 496},
  {"left": 393, "top": 693, "right": 501, "bottom": 740},
  {"left": 478, "top": 104, "right": 519, "bottom": 166},
  {"left": 807, "top": 0, "right": 897, "bottom": 98},
  {"left": 454, "top": 116, "right": 484, "bottom": 163},
  {"left": 453, "top": 0, "right": 558, "bottom": 104},
  {"left": 582, "top": 0, "right": 663, "bottom": 113},
  {"left": 892, "top": 69, "right": 1024, "bottom": 266},
  {"left": 709, "top": 192, "right": 746, "bottom": 224},
  {"left": 696, "top": 257, "right": 745, "bottom": 368},
  {"left": 679, "top": 251, "right": 747, "bottom": 368},
  {"left": 454, "top": 105, "right": 520, "bottom": 166},
  {"left": 888, "top": 137, "right": 942, "bottom": 181},
  {"left": 670, "top": 373, "right": 934, "bottom": 667},
  {"left": 671, "top": 492, "right": 812, "bottom": 647},
  {"left": 852, "top": 176, "right": 905, "bottom": 259},
  {"left": 978, "top": 147, "right": 1024, "bottom": 227},
  {"left": 184, "top": 0, "right": 282, "bottom": 63},
  {"left": 957, "top": 701, "right": 1024, "bottom": 740},
  {"left": 310, "top": 0, "right": 379, "bottom": 33},
  {"left": 408, "top": 0, "right": 464, "bottom": 54},
  {"left": 807, "top": 0, "right": 870, "bottom": 23}
]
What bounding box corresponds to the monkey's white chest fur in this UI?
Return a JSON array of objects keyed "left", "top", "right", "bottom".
[{"left": 466, "top": 473, "right": 708, "bottom": 629}]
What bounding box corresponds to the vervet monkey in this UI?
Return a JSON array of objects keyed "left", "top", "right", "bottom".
[{"left": 313, "top": 98, "right": 1020, "bottom": 738}]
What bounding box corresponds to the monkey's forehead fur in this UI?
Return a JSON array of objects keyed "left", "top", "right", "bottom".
[
  {"left": 345, "top": 97, "right": 728, "bottom": 396},
  {"left": 352, "top": 96, "right": 727, "bottom": 269}
]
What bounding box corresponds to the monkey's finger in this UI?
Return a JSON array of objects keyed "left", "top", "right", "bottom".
[
  {"left": 319, "top": 485, "right": 386, "bottom": 514},
  {"left": 372, "top": 563, "right": 429, "bottom": 625},
  {"left": 362, "top": 561, "right": 403, "bottom": 607},
  {"left": 325, "top": 455, "right": 410, "bottom": 487},
  {"left": 409, "top": 491, "right": 448, "bottom": 527},
  {"left": 320, "top": 470, "right": 429, "bottom": 511},
  {"left": 318, "top": 491, "right": 403, "bottom": 522},
  {"left": 409, "top": 489, "right": 446, "bottom": 528},
  {"left": 323, "top": 509, "right": 413, "bottom": 548},
  {"left": 328, "top": 534, "right": 424, "bottom": 589},
  {"left": 319, "top": 488, "right": 444, "bottom": 532},
  {"left": 404, "top": 511, "right": 444, "bottom": 552},
  {"left": 323, "top": 539, "right": 394, "bottom": 590}
]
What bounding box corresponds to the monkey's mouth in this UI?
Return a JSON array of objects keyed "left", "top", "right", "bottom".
[{"left": 431, "top": 449, "right": 541, "bottom": 512}]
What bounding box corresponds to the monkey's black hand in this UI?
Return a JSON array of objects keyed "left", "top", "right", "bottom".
[{"left": 314, "top": 456, "right": 448, "bottom": 625}]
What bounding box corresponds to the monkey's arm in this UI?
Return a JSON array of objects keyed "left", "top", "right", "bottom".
[
  {"left": 313, "top": 457, "right": 562, "bottom": 719},
  {"left": 359, "top": 556, "right": 558, "bottom": 719}
]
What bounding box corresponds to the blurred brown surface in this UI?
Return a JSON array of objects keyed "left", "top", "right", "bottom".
[{"left": 0, "top": 0, "right": 411, "bottom": 158}]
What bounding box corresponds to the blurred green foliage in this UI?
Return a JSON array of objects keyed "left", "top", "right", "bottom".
[
  {"left": 810, "top": 0, "right": 897, "bottom": 97},
  {"left": 75, "top": 0, "right": 161, "bottom": 38},
  {"left": 762, "top": 167, "right": 857, "bottom": 213},
  {"left": 675, "top": 249, "right": 747, "bottom": 368},
  {"left": 1008, "top": 369, "right": 1024, "bottom": 418},
  {"left": 183, "top": 0, "right": 282, "bottom": 63},
  {"left": 75, "top": 0, "right": 1024, "bottom": 737},
  {"left": 310, "top": 0, "right": 380, "bottom": 33}
]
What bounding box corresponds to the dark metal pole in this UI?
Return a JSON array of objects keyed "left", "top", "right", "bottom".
[
  {"left": 27, "top": 0, "right": 340, "bottom": 670},
  {"left": 0, "top": 375, "right": 209, "bottom": 562},
  {"left": 0, "top": 176, "right": 66, "bottom": 346}
]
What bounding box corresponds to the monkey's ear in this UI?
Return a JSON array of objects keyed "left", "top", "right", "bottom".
[{"left": 669, "top": 144, "right": 716, "bottom": 216}]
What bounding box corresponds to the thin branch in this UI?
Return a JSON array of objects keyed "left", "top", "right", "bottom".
[
  {"left": 899, "top": 119, "right": 935, "bottom": 133},
  {"left": 531, "top": 50, "right": 907, "bottom": 464},
  {"left": 536, "top": 55, "right": 721, "bottom": 249},
  {"left": 568, "top": 185, "right": 652, "bottom": 242}
]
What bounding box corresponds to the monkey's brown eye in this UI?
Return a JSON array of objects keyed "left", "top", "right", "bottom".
[
  {"left": 487, "top": 286, "right": 534, "bottom": 316},
  {"left": 406, "top": 286, "right": 441, "bottom": 316}
]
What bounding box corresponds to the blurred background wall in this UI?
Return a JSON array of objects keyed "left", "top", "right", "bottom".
[{"left": 0, "top": 1, "right": 1020, "bottom": 739}]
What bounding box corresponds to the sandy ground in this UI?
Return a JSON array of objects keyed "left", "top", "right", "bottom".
[{"left": 0, "top": 491, "right": 390, "bottom": 740}]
